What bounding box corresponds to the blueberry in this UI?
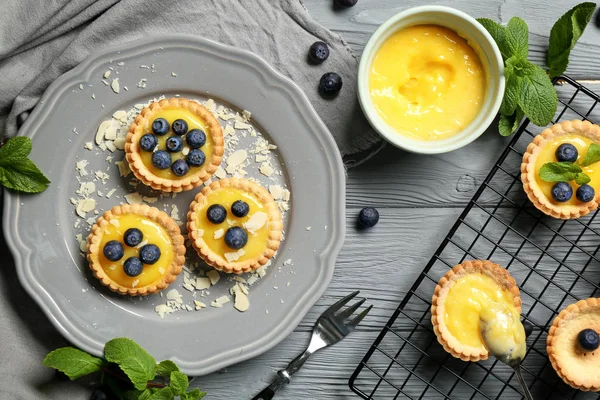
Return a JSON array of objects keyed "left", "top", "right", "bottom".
[
  {"left": 103, "top": 240, "right": 124, "bottom": 261},
  {"left": 319, "top": 72, "right": 343, "bottom": 97},
  {"left": 139, "top": 134, "right": 158, "bottom": 152},
  {"left": 231, "top": 200, "right": 250, "bottom": 217},
  {"left": 207, "top": 204, "right": 227, "bottom": 224},
  {"left": 186, "top": 129, "right": 206, "bottom": 149},
  {"left": 123, "top": 257, "right": 143, "bottom": 277},
  {"left": 152, "top": 150, "right": 171, "bottom": 170},
  {"left": 171, "top": 159, "right": 189, "bottom": 176},
  {"left": 358, "top": 207, "right": 379, "bottom": 228},
  {"left": 335, "top": 0, "right": 358, "bottom": 6},
  {"left": 123, "top": 228, "right": 143, "bottom": 247},
  {"left": 555, "top": 143, "right": 578, "bottom": 162},
  {"left": 166, "top": 136, "right": 184, "bottom": 152},
  {"left": 152, "top": 118, "right": 169, "bottom": 136},
  {"left": 577, "top": 329, "right": 599, "bottom": 351},
  {"left": 224, "top": 226, "right": 248, "bottom": 250},
  {"left": 551, "top": 182, "right": 573, "bottom": 202},
  {"left": 576, "top": 184, "right": 595, "bottom": 203},
  {"left": 186, "top": 149, "right": 206, "bottom": 167},
  {"left": 309, "top": 41, "right": 330, "bottom": 64},
  {"left": 139, "top": 244, "right": 161, "bottom": 264},
  {"left": 522, "top": 320, "right": 534, "bottom": 337},
  {"left": 90, "top": 386, "right": 115, "bottom": 400},
  {"left": 172, "top": 119, "right": 188, "bottom": 136}
]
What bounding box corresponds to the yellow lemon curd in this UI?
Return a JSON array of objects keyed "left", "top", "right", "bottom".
[
  {"left": 98, "top": 215, "right": 174, "bottom": 288},
  {"left": 535, "top": 135, "right": 600, "bottom": 206},
  {"left": 445, "top": 274, "right": 525, "bottom": 359},
  {"left": 369, "top": 24, "right": 486, "bottom": 141},
  {"left": 141, "top": 108, "right": 214, "bottom": 179},
  {"left": 196, "top": 187, "right": 270, "bottom": 261}
]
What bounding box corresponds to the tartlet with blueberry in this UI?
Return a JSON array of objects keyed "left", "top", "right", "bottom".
[
  {"left": 87, "top": 204, "right": 186, "bottom": 295},
  {"left": 547, "top": 298, "right": 600, "bottom": 391},
  {"left": 125, "top": 97, "right": 224, "bottom": 192},
  {"left": 186, "top": 178, "right": 283, "bottom": 274},
  {"left": 521, "top": 120, "right": 600, "bottom": 219}
]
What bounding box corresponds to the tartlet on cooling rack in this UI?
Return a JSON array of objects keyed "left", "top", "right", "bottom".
[
  {"left": 125, "top": 97, "right": 224, "bottom": 192},
  {"left": 521, "top": 120, "right": 600, "bottom": 219},
  {"left": 87, "top": 204, "right": 186, "bottom": 296},
  {"left": 547, "top": 298, "right": 600, "bottom": 392},
  {"left": 431, "top": 260, "right": 524, "bottom": 362},
  {"left": 187, "top": 178, "right": 283, "bottom": 274}
]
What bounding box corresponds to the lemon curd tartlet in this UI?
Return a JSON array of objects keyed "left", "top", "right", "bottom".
[
  {"left": 548, "top": 298, "right": 600, "bottom": 391},
  {"left": 187, "top": 178, "right": 283, "bottom": 274},
  {"left": 522, "top": 120, "right": 600, "bottom": 219},
  {"left": 87, "top": 204, "right": 186, "bottom": 296},
  {"left": 431, "top": 260, "right": 525, "bottom": 362},
  {"left": 125, "top": 97, "right": 224, "bottom": 192},
  {"left": 369, "top": 24, "right": 486, "bottom": 141}
]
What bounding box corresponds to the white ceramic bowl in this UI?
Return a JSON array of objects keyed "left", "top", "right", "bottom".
[{"left": 357, "top": 5, "right": 505, "bottom": 154}]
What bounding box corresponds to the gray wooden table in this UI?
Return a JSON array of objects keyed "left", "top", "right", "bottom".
[{"left": 190, "top": 1, "right": 600, "bottom": 399}]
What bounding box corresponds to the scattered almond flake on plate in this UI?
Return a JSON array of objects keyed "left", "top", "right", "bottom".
[
  {"left": 203, "top": 99, "right": 216, "bottom": 112},
  {"left": 206, "top": 270, "right": 220, "bottom": 286},
  {"left": 105, "top": 141, "right": 117, "bottom": 152},
  {"left": 110, "top": 78, "right": 120, "bottom": 94},
  {"left": 194, "top": 300, "right": 206, "bottom": 310},
  {"left": 76, "top": 198, "right": 96, "bottom": 218},
  {"left": 155, "top": 304, "right": 174, "bottom": 318},
  {"left": 231, "top": 283, "right": 250, "bottom": 312},
  {"left": 210, "top": 296, "right": 230, "bottom": 308},
  {"left": 84, "top": 142, "right": 94, "bottom": 150},
  {"left": 242, "top": 110, "right": 251, "bottom": 120},
  {"left": 76, "top": 160, "right": 89, "bottom": 176},
  {"left": 106, "top": 188, "right": 117, "bottom": 198},
  {"left": 223, "top": 125, "right": 235, "bottom": 136},
  {"left": 115, "top": 160, "right": 131, "bottom": 177},
  {"left": 244, "top": 212, "right": 267, "bottom": 233},
  {"left": 213, "top": 228, "right": 224, "bottom": 239},
  {"left": 142, "top": 196, "right": 158, "bottom": 204},
  {"left": 137, "top": 78, "right": 147, "bottom": 88},
  {"left": 103, "top": 70, "right": 111, "bottom": 79},
  {"left": 255, "top": 154, "right": 268, "bottom": 163},
  {"left": 76, "top": 182, "right": 96, "bottom": 196},
  {"left": 259, "top": 162, "right": 274, "bottom": 177},
  {"left": 124, "top": 192, "right": 143, "bottom": 205},
  {"left": 234, "top": 120, "right": 252, "bottom": 130},
  {"left": 306, "top": 226, "right": 311, "bottom": 231},
  {"left": 269, "top": 185, "right": 283, "bottom": 200},
  {"left": 195, "top": 277, "right": 211, "bottom": 290},
  {"left": 214, "top": 166, "right": 226, "bottom": 179},
  {"left": 113, "top": 137, "right": 126, "bottom": 150},
  {"left": 171, "top": 72, "right": 177, "bottom": 77},
  {"left": 225, "top": 149, "right": 247, "bottom": 174}
]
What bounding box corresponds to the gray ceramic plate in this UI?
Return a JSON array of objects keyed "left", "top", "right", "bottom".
[{"left": 3, "top": 35, "right": 345, "bottom": 375}]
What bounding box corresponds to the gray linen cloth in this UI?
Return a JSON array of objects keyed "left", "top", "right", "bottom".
[{"left": 0, "top": 1, "right": 382, "bottom": 399}]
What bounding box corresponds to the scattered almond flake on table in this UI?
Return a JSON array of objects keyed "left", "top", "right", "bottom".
[
  {"left": 124, "top": 192, "right": 143, "bottom": 205},
  {"left": 110, "top": 78, "right": 120, "bottom": 94},
  {"left": 206, "top": 270, "right": 220, "bottom": 286},
  {"left": 210, "top": 296, "right": 230, "bottom": 308}
]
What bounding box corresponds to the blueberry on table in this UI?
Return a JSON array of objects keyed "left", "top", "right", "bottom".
[
  {"left": 231, "top": 200, "right": 250, "bottom": 217},
  {"left": 139, "top": 133, "right": 158, "bottom": 152},
  {"left": 207, "top": 204, "right": 227, "bottom": 224},
  {"left": 123, "top": 228, "right": 143, "bottom": 247},
  {"left": 152, "top": 150, "right": 171, "bottom": 170},
  {"left": 335, "top": 0, "right": 358, "bottom": 7},
  {"left": 186, "top": 129, "right": 206, "bottom": 149},
  {"left": 103, "top": 240, "right": 124, "bottom": 261},
  {"left": 319, "top": 72, "right": 343, "bottom": 97},
  {"left": 172, "top": 119, "right": 188, "bottom": 136},
  {"left": 225, "top": 226, "right": 248, "bottom": 250},
  {"left": 358, "top": 207, "right": 379, "bottom": 228},
  {"left": 139, "top": 244, "right": 161, "bottom": 264},
  {"left": 308, "top": 41, "right": 330, "bottom": 64},
  {"left": 152, "top": 118, "right": 169, "bottom": 135},
  {"left": 186, "top": 149, "right": 206, "bottom": 167},
  {"left": 171, "top": 159, "right": 189, "bottom": 176},
  {"left": 577, "top": 328, "right": 599, "bottom": 351},
  {"left": 522, "top": 320, "right": 534, "bottom": 337},
  {"left": 551, "top": 182, "right": 573, "bottom": 202},
  {"left": 123, "top": 257, "right": 143, "bottom": 277},
  {"left": 166, "top": 136, "right": 184, "bottom": 152},
  {"left": 576, "top": 184, "right": 595, "bottom": 203},
  {"left": 555, "top": 143, "right": 578, "bottom": 162}
]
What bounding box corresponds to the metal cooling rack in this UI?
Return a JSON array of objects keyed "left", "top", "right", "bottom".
[{"left": 349, "top": 76, "right": 600, "bottom": 400}]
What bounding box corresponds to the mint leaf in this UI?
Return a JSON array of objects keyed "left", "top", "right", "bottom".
[
  {"left": 156, "top": 360, "right": 180, "bottom": 378},
  {"left": 505, "top": 17, "right": 529, "bottom": 59},
  {"left": 104, "top": 338, "right": 157, "bottom": 391},
  {"left": 518, "top": 62, "right": 557, "bottom": 126},
  {"left": 42, "top": 347, "right": 103, "bottom": 380},
  {"left": 581, "top": 143, "right": 600, "bottom": 166},
  {"left": 506, "top": 56, "right": 536, "bottom": 78},
  {"left": 148, "top": 387, "right": 174, "bottom": 400},
  {"left": 575, "top": 173, "right": 591, "bottom": 185},
  {"left": 182, "top": 389, "right": 207, "bottom": 400},
  {"left": 547, "top": 2, "right": 596, "bottom": 77},
  {"left": 539, "top": 162, "right": 583, "bottom": 182},
  {"left": 0, "top": 158, "right": 51, "bottom": 193},
  {"left": 137, "top": 389, "right": 153, "bottom": 400},
  {"left": 500, "top": 67, "right": 521, "bottom": 115},
  {"left": 124, "top": 391, "right": 145, "bottom": 400},
  {"left": 498, "top": 107, "right": 524, "bottom": 136},
  {"left": 169, "top": 371, "right": 189, "bottom": 395},
  {"left": 476, "top": 18, "right": 510, "bottom": 60},
  {"left": 0, "top": 136, "right": 32, "bottom": 164}
]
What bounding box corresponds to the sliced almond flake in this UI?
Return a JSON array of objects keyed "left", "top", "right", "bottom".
[
  {"left": 259, "top": 163, "right": 274, "bottom": 177},
  {"left": 269, "top": 185, "right": 283, "bottom": 200},
  {"left": 124, "top": 192, "right": 143, "bottom": 205},
  {"left": 283, "top": 189, "right": 291, "bottom": 201},
  {"left": 135, "top": 239, "right": 148, "bottom": 249},
  {"left": 183, "top": 282, "right": 195, "bottom": 292},
  {"left": 106, "top": 188, "right": 117, "bottom": 198},
  {"left": 170, "top": 205, "right": 180, "bottom": 221},
  {"left": 194, "top": 300, "right": 206, "bottom": 310},
  {"left": 213, "top": 228, "right": 224, "bottom": 239},
  {"left": 244, "top": 212, "right": 267, "bottom": 233},
  {"left": 196, "top": 228, "right": 204, "bottom": 237},
  {"left": 131, "top": 279, "right": 139, "bottom": 288},
  {"left": 233, "top": 284, "right": 250, "bottom": 312},
  {"left": 255, "top": 154, "right": 268, "bottom": 163},
  {"left": 283, "top": 259, "right": 292, "bottom": 266},
  {"left": 166, "top": 289, "right": 182, "bottom": 302},
  {"left": 155, "top": 304, "right": 174, "bottom": 318},
  {"left": 214, "top": 166, "right": 226, "bottom": 179},
  {"left": 210, "top": 296, "right": 230, "bottom": 308},
  {"left": 242, "top": 110, "right": 251, "bottom": 120},
  {"left": 223, "top": 125, "right": 235, "bottom": 136},
  {"left": 86, "top": 217, "right": 96, "bottom": 226},
  {"left": 247, "top": 275, "right": 259, "bottom": 285},
  {"left": 234, "top": 121, "right": 252, "bottom": 130},
  {"left": 116, "top": 160, "right": 131, "bottom": 177},
  {"left": 109, "top": 219, "right": 120, "bottom": 228},
  {"left": 95, "top": 170, "right": 110, "bottom": 184},
  {"left": 99, "top": 142, "right": 108, "bottom": 151},
  {"left": 76, "top": 198, "right": 96, "bottom": 218},
  {"left": 110, "top": 78, "right": 120, "bottom": 94},
  {"left": 76, "top": 160, "right": 89, "bottom": 176},
  {"left": 142, "top": 196, "right": 158, "bottom": 204},
  {"left": 103, "top": 70, "right": 111, "bottom": 79},
  {"left": 91, "top": 94, "right": 96, "bottom": 99},
  {"left": 95, "top": 120, "right": 112, "bottom": 144},
  {"left": 79, "top": 84, "right": 84, "bottom": 90},
  {"left": 256, "top": 265, "right": 268, "bottom": 278},
  {"left": 134, "top": 103, "right": 145, "bottom": 110},
  {"left": 224, "top": 251, "right": 240, "bottom": 262},
  {"left": 171, "top": 72, "right": 177, "bottom": 77},
  {"left": 112, "top": 110, "right": 127, "bottom": 121},
  {"left": 268, "top": 144, "right": 278, "bottom": 150},
  {"left": 84, "top": 142, "right": 94, "bottom": 150},
  {"left": 226, "top": 149, "right": 247, "bottom": 170},
  {"left": 182, "top": 146, "right": 190, "bottom": 156},
  {"left": 102, "top": 79, "right": 110, "bottom": 86},
  {"left": 218, "top": 112, "right": 236, "bottom": 121},
  {"left": 105, "top": 141, "right": 117, "bottom": 152},
  {"left": 195, "top": 277, "right": 211, "bottom": 290},
  {"left": 70, "top": 197, "right": 78, "bottom": 205},
  {"left": 159, "top": 267, "right": 165, "bottom": 275},
  {"left": 206, "top": 270, "right": 220, "bottom": 285},
  {"left": 113, "top": 137, "right": 126, "bottom": 150},
  {"left": 204, "top": 99, "right": 216, "bottom": 112},
  {"left": 306, "top": 226, "right": 311, "bottom": 231}
]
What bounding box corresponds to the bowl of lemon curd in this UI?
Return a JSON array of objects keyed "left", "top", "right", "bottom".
[{"left": 358, "top": 6, "right": 505, "bottom": 154}]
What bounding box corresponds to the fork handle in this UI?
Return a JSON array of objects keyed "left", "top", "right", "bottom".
[{"left": 251, "top": 350, "right": 312, "bottom": 399}]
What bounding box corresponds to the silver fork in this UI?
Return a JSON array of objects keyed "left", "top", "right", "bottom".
[{"left": 251, "top": 291, "right": 372, "bottom": 400}]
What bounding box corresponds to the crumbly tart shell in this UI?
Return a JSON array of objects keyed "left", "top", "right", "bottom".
[
  {"left": 87, "top": 204, "right": 186, "bottom": 296},
  {"left": 125, "top": 97, "right": 224, "bottom": 193},
  {"left": 521, "top": 120, "right": 600, "bottom": 219},
  {"left": 431, "top": 259, "right": 522, "bottom": 362},
  {"left": 547, "top": 298, "right": 600, "bottom": 392},
  {"left": 187, "top": 178, "right": 283, "bottom": 274}
]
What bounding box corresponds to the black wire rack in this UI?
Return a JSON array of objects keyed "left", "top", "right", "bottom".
[{"left": 349, "top": 75, "right": 600, "bottom": 400}]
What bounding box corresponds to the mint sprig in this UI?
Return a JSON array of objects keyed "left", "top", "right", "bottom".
[
  {"left": 0, "top": 136, "right": 50, "bottom": 193},
  {"left": 581, "top": 143, "right": 600, "bottom": 166},
  {"left": 539, "top": 143, "right": 600, "bottom": 185},
  {"left": 477, "top": 2, "right": 596, "bottom": 136},
  {"left": 43, "top": 338, "right": 206, "bottom": 400}
]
